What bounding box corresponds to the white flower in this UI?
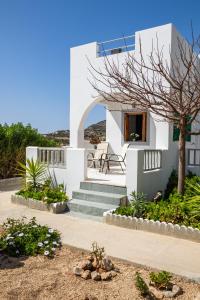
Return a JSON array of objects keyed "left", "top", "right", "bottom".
[
  {"left": 9, "top": 241, "right": 14, "bottom": 246},
  {"left": 16, "top": 250, "right": 19, "bottom": 254},
  {"left": 44, "top": 250, "right": 49, "bottom": 256},
  {"left": 38, "top": 242, "right": 43, "bottom": 247},
  {"left": 46, "top": 234, "right": 50, "bottom": 238},
  {"left": 51, "top": 248, "right": 56, "bottom": 252},
  {"left": 48, "top": 228, "right": 54, "bottom": 233},
  {"left": 52, "top": 241, "right": 58, "bottom": 246},
  {"left": 32, "top": 225, "right": 37, "bottom": 228},
  {"left": 18, "top": 233, "right": 24, "bottom": 237},
  {"left": 44, "top": 240, "right": 49, "bottom": 244},
  {"left": 6, "top": 236, "right": 14, "bottom": 240}
]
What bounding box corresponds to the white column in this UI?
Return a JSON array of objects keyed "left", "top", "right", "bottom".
[
  {"left": 26, "top": 146, "right": 38, "bottom": 161},
  {"left": 66, "top": 148, "right": 87, "bottom": 198}
]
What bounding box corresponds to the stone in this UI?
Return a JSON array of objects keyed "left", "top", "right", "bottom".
[
  {"left": 86, "top": 255, "right": 94, "bottom": 262},
  {"left": 91, "top": 271, "right": 101, "bottom": 281},
  {"left": 110, "top": 270, "right": 117, "bottom": 278},
  {"left": 101, "top": 272, "right": 112, "bottom": 281},
  {"left": 149, "top": 286, "right": 164, "bottom": 299},
  {"left": 163, "top": 284, "right": 182, "bottom": 298},
  {"left": 102, "top": 257, "right": 114, "bottom": 271},
  {"left": 92, "top": 259, "right": 98, "bottom": 269},
  {"left": 73, "top": 266, "right": 83, "bottom": 276},
  {"left": 78, "top": 259, "right": 93, "bottom": 270},
  {"left": 84, "top": 295, "right": 98, "bottom": 300},
  {"left": 81, "top": 270, "right": 91, "bottom": 280}
]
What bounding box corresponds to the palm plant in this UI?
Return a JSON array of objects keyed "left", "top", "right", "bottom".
[
  {"left": 17, "top": 158, "right": 47, "bottom": 190},
  {"left": 185, "top": 179, "right": 200, "bottom": 220}
]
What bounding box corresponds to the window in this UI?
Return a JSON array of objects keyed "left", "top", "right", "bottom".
[{"left": 124, "top": 112, "right": 147, "bottom": 142}]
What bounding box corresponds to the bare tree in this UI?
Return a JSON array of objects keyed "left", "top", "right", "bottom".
[{"left": 89, "top": 29, "right": 200, "bottom": 195}]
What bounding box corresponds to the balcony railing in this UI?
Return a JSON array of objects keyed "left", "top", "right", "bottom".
[
  {"left": 97, "top": 34, "right": 135, "bottom": 57},
  {"left": 37, "top": 147, "right": 66, "bottom": 168},
  {"left": 188, "top": 149, "right": 200, "bottom": 166},
  {"left": 143, "top": 150, "right": 162, "bottom": 171}
]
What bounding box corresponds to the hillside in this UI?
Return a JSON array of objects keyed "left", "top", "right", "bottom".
[{"left": 44, "top": 120, "right": 106, "bottom": 145}]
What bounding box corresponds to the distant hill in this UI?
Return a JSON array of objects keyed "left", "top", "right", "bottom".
[{"left": 44, "top": 120, "right": 106, "bottom": 145}]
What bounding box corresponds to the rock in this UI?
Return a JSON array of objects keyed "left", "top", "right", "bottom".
[
  {"left": 92, "top": 259, "right": 98, "bottom": 269},
  {"left": 73, "top": 266, "right": 83, "bottom": 276},
  {"left": 113, "top": 267, "right": 120, "bottom": 273},
  {"left": 86, "top": 255, "right": 94, "bottom": 262},
  {"left": 101, "top": 272, "right": 112, "bottom": 281},
  {"left": 84, "top": 295, "right": 98, "bottom": 300},
  {"left": 91, "top": 271, "right": 101, "bottom": 281},
  {"left": 149, "top": 286, "right": 164, "bottom": 299},
  {"left": 78, "top": 260, "right": 93, "bottom": 270},
  {"left": 110, "top": 270, "right": 117, "bottom": 278},
  {"left": 102, "top": 257, "right": 114, "bottom": 271},
  {"left": 81, "top": 270, "right": 91, "bottom": 280},
  {"left": 163, "top": 284, "right": 182, "bottom": 298},
  {"left": 172, "top": 284, "right": 182, "bottom": 296}
]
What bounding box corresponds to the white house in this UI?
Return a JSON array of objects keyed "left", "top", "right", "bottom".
[{"left": 27, "top": 24, "right": 200, "bottom": 216}]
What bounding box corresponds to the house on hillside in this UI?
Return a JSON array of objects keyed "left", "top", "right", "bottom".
[{"left": 27, "top": 24, "right": 200, "bottom": 216}]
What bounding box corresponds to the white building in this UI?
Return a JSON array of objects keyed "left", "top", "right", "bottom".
[{"left": 27, "top": 24, "right": 200, "bottom": 215}]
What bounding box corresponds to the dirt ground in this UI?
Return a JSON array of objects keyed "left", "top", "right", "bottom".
[{"left": 0, "top": 245, "right": 200, "bottom": 300}]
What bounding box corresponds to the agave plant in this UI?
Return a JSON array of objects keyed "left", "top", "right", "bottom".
[
  {"left": 17, "top": 158, "right": 47, "bottom": 190},
  {"left": 185, "top": 179, "right": 200, "bottom": 220}
]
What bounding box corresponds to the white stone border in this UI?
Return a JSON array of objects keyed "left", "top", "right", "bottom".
[
  {"left": 11, "top": 194, "right": 68, "bottom": 214},
  {"left": 103, "top": 209, "right": 200, "bottom": 243}
]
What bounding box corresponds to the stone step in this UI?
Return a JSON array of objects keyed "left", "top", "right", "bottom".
[
  {"left": 72, "top": 189, "right": 127, "bottom": 206},
  {"left": 68, "top": 199, "right": 117, "bottom": 217},
  {"left": 80, "top": 181, "right": 127, "bottom": 195}
]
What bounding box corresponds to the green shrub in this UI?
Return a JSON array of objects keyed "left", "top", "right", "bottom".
[
  {"left": 149, "top": 271, "right": 172, "bottom": 289},
  {"left": 0, "top": 217, "right": 61, "bottom": 257},
  {"left": 114, "top": 192, "right": 147, "bottom": 218},
  {"left": 135, "top": 272, "right": 149, "bottom": 297},
  {"left": 0, "top": 123, "right": 57, "bottom": 179},
  {"left": 16, "top": 180, "right": 68, "bottom": 204},
  {"left": 164, "top": 170, "right": 178, "bottom": 199}
]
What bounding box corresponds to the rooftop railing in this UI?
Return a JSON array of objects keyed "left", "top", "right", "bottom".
[{"left": 97, "top": 34, "right": 135, "bottom": 57}]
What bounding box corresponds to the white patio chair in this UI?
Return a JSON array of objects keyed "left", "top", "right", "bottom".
[
  {"left": 87, "top": 142, "right": 109, "bottom": 169},
  {"left": 101, "top": 143, "right": 130, "bottom": 174}
]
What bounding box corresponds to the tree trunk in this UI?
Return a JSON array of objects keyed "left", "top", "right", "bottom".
[{"left": 178, "top": 122, "right": 186, "bottom": 195}]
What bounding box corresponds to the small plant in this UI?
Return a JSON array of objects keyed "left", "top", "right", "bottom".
[
  {"left": 135, "top": 272, "right": 149, "bottom": 297},
  {"left": 17, "top": 158, "right": 47, "bottom": 190},
  {"left": 130, "top": 132, "right": 140, "bottom": 141},
  {"left": 149, "top": 271, "right": 172, "bottom": 289},
  {"left": 90, "top": 241, "right": 105, "bottom": 268},
  {"left": 0, "top": 217, "right": 61, "bottom": 257},
  {"left": 89, "top": 134, "right": 101, "bottom": 145}
]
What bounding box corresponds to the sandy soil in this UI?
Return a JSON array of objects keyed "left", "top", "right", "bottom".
[{"left": 0, "top": 245, "right": 200, "bottom": 300}]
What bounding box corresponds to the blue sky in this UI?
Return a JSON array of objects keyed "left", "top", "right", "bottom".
[{"left": 0, "top": 0, "right": 200, "bottom": 133}]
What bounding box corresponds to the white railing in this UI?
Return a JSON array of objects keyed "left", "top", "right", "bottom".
[
  {"left": 97, "top": 34, "right": 135, "bottom": 57},
  {"left": 143, "top": 150, "right": 162, "bottom": 171},
  {"left": 37, "top": 147, "right": 66, "bottom": 168},
  {"left": 188, "top": 149, "right": 200, "bottom": 166}
]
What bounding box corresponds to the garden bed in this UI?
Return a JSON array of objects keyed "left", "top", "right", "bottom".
[
  {"left": 103, "top": 209, "right": 200, "bottom": 243},
  {"left": 0, "top": 245, "right": 199, "bottom": 300},
  {"left": 11, "top": 194, "right": 68, "bottom": 214}
]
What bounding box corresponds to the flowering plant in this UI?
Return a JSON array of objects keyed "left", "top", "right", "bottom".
[
  {"left": 130, "top": 132, "right": 140, "bottom": 141},
  {"left": 0, "top": 217, "right": 61, "bottom": 257}
]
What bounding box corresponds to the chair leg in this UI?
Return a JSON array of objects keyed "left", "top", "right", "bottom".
[
  {"left": 119, "top": 162, "right": 124, "bottom": 173},
  {"left": 93, "top": 161, "right": 96, "bottom": 168}
]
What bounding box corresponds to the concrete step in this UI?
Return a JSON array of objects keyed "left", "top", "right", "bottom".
[
  {"left": 80, "top": 181, "right": 127, "bottom": 195},
  {"left": 68, "top": 199, "right": 117, "bottom": 217},
  {"left": 72, "top": 189, "right": 126, "bottom": 206}
]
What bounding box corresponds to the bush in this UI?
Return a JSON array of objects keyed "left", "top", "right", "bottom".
[
  {"left": 0, "top": 123, "right": 57, "bottom": 179},
  {"left": 114, "top": 192, "right": 147, "bottom": 218},
  {"left": 0, "top": 217, "right": 61, "bottom": 257},
  {"left": 16, "top": 180, "right": 68, "bottom": 204},
  {"left": 114, "top": 175, "right": 200, "bottom": 229},
  {"left": 16, "top": 159, "right": 68, "bottom": 204},
  {"left": 150, "top": 271, "right": 172, "bottom": 289}
]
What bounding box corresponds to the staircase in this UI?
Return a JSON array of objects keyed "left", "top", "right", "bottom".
[{"left": 68, "top": 182, "right": 127, "bottom": 217}]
